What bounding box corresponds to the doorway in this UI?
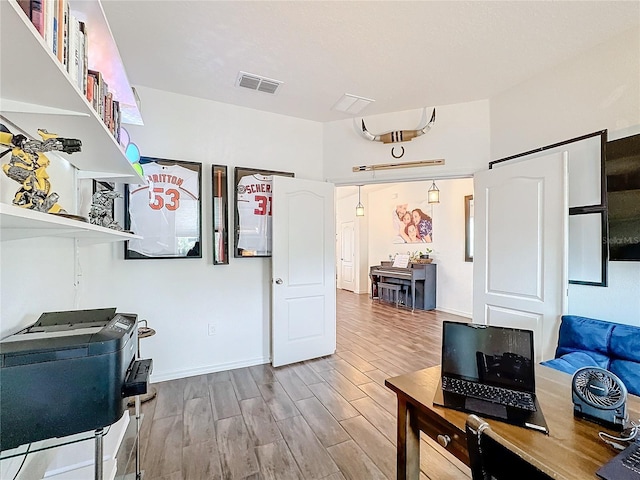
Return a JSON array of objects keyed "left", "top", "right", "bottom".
[
  {"left": 338, "top": 220, "right": 356, "bottom": 292},
  {"left": 335, "top": 178, "right": 474, "bottom": 318}
]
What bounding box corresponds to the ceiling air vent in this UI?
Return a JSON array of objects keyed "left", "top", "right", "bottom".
[{"left": 236, "top": 71, "right": 283, "bottom": 95}]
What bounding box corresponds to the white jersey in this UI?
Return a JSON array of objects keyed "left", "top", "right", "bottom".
[
  {"left": 128, "top": 162, "right": 200, "bottom": 257},
  {"left": 237, "top": 174, "right": 273, "bottom": 255}
]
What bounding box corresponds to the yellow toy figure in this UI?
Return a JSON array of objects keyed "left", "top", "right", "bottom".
[{"left": 0, "top": 124, "right": 81, "bottom": 213}]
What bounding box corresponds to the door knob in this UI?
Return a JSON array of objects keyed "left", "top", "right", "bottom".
[{"left": 275, "top": 278, "right": 283, "bottom": 284}]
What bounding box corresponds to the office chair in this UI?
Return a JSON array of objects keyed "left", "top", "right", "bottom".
[{"left": 465, "top": 414, "right": 553, "bottom": 480}]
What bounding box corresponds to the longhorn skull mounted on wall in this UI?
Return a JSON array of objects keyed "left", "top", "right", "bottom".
[{"left": 359, "top": 107, "right": 436, "bottom": 144}]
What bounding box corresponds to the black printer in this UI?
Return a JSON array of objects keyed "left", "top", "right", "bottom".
[{"left": 0, "top": 308, "right": 152, "bottom": 451}]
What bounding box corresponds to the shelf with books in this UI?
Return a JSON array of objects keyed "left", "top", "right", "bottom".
[
  {"left": 0, "top": 203, "right": 142, "bottom": 245},
  {"left": 0, "top": 0, "right": 144, "bottom": 183}
]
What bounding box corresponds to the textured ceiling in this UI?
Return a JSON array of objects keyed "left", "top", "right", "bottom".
[{"left": 102, "top": 1, "right": 640, "bottom": 123}]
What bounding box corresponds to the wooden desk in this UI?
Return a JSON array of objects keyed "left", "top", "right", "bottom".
[{"left": 385, "top": 365, "right": 640, "bottom": 480}]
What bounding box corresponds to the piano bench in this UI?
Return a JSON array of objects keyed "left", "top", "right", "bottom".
[{"left": 378, "top": 282, "right": 402, "bottom": 307}]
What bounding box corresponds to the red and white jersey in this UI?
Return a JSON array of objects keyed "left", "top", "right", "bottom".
[
  {"left": 128, "top": 162, "right": 200, "bottom": 256},
  {"left": 237, "top": 174, "right": 273, "bottom": 255}
]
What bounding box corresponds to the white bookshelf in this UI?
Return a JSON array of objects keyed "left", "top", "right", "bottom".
[
  {"left": 0, "top": 0, "right": 144, "bottom": 183},
  {"left": 0, "top": 203, "right": 141, "bottom": 245}
]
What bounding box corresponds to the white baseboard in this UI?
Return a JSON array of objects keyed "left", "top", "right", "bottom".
[
  {"left": 435, "top": 306, "right": 472, "bottom": 319},
  {"left": 150, "top": 356, "right": 271, "bottom": 383}
]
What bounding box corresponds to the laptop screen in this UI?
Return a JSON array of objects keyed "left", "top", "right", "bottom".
[{"left": 441, "top": 321, "right": 535, "bottom": 392}]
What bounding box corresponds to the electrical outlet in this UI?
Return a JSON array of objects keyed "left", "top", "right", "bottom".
[{"left": 208, "top": 323, "right": 216, "bottom": 336}]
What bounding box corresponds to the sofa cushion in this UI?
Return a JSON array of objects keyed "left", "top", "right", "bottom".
[
  {"left": 610, "top": 359, "right": 640, "bottom": 397},
  {"left": 610, "top": 324, "right": 640, "bottom": 363},
  {"left": 543, "top": 315, "right": 640, "bottom": 398},
  {"left": 540, "top": 351, "right": 603, "bottom": 375},
  {"left": 555, "top": 315, "right": 614, "bottom": 358}
]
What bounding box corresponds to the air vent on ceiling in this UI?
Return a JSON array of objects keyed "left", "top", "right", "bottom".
[
  {"left": 332, "top": 93, "right": 375, "bottom": 114},
  {"left": 236, "top": 71, "right": 283, "bottom": 95}
]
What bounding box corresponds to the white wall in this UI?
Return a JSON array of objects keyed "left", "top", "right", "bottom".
[
  {"left": 1, "top": 86, "right": 323, "bottom": 382},
  {"left": 490, "top": 27, "right": 640, "bottom": 326},
  {"left": 1, "top": 237, "right": 76, "bottom": 334},
  {"left": 323, "top": 100, "right": 490, "bottom": 185},
  {"left": 366, "top": 179, "right": 473, "bottom": 317}
]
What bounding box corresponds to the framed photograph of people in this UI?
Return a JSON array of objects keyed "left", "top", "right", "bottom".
[
  {"left": 124, "top": 157, "right": 202, "bottom": 259},
  {"left": 234, "top": 167, "right": 294, "bottom": 258},
  {"left": 212, "top": 165, "right": 229, "bottom": 265},
  {"left": 392, "top": 200, "right": 433, "bottom": 244}
]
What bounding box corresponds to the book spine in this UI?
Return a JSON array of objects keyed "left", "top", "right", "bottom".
[
  {"left": 105, "top": 91, "right": 113, "bottom": 133},
  {"left": 68, "top": 14, "right": 78, "bottom": 85},
  {"left": 31, "top": 0, "right": 44, "bottom": 37},
  {"left": 17, "top": 1, "right": 30, "bottom": 18},
  {"left": 44, "top": 0, "right": 54, "bottom": 54},
  {"left": 91, "top": 74, "right": 99, "bottom": 111},
  {"left": 17, "top": 1, "right": 44, "bottom": 38},
  {"left": 51, "top": 0, "right": 58, "bottom": 58},
  {"left": 87, "top": 69, "right": 101, "bottom": 113},
  {"left": 79, "top": 21, "right": 88, "bottom": 95},
  {"left": 101, "top": 79, "right": 107, "bottom": 121},
  {"left": 77, "top": 21, "right": 85, "bottom": 92},
  {"left": 56, "top": 0, "right": 64, "bottom": 62},
  {"left": 86, "top": 74, "right": 94, "bottom": 106},
  {"left": 113, "top": 100, "right": 120, "bottom": 140},
  {"left": 61, "top": 0, "right": 68, "bottom": 69}
]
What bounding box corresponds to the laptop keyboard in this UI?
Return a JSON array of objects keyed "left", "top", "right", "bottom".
[
  {"left": 442, "top": 376, "right": 537, "bottom": 411},
  {"left": 623, "top": 442, "right": 640, "bottom": 474}
]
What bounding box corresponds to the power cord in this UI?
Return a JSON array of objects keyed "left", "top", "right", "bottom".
[
  {"left": 599, "top": 420, "right": 639, "bottom": 451},
  {"left": 11, "top": 443, "right": 31, "bottom": 480},
  {"left": 8, "top": 424, "right": 113, "bottom": 479}
]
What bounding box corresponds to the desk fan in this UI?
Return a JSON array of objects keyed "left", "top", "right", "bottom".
[{"left": 572, "top": 366, "right": 628, "bottom": 431}]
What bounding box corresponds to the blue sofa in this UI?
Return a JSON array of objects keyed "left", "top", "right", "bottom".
[{"left": 541, "top": 315, "right": 640, "bottom": 397}]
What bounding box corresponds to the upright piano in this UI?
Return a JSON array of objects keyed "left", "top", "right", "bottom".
[{"left": 369, "top": 263, "right": 437, "bottom": 311}]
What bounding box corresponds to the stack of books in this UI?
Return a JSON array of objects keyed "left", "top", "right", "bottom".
[{"left": 18, "top": 0, "right": 122, "bottom": 143}]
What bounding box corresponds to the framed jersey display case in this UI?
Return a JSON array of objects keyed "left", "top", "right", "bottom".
[
  {"left": 124, "top": 157, "right": 202, "bottom": 259},
  {"left": 234, "top": 167, "right": 294, "bottom": 258}
]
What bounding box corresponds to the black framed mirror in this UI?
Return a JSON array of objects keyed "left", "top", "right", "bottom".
[
  {"left": 212, "top": 165, "right": 229, "bottom": 265},
  {"left": 465, "top": 195, "right": 474, "bottom": 262}
]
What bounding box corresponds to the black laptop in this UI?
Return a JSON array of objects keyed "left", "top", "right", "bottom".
[
  {"left": 597, "top": 437, "right": 640, "bottom": 480},
  {"left": 433, "top": 321, "right": 549, "bottom": 434}
]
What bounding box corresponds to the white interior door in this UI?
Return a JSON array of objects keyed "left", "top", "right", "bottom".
[
  {"left": 339, "top": 221, "right": 355, "bottom": 292},
  {"left": 272, "top": 176, "right": 336, "bottom": 367},
  {"left": 473, "top": 152, "right": 568, "bottom": 362}
]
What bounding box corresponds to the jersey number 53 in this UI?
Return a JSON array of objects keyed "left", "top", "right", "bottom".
[{"left": 149, "top": 187, "right": 180, "bottom": 211}]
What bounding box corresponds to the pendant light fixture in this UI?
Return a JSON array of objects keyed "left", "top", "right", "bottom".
[
  {"left": 428, "top": 180, "right": 440, "bottom": 204},
  {"left": 356, "top": 185, "right": 365, "bottom": 216}
]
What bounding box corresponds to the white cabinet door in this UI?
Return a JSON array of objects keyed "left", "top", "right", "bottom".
[
  {"left": 271, "top": 176, "right": 336, "bottom": 367},
  {"left": 473, "top": 152, "right": 568, "bottom": 361}
]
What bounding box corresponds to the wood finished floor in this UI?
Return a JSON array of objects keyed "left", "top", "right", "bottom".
[{"left": 135, "top": 290, "right": 471, "bottom": 480}]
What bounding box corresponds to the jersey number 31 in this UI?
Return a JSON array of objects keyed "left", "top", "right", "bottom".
[{"left": 254, "top": 195, "right": 272, "bottom": 216}]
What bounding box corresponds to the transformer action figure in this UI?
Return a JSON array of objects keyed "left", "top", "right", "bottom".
[
  {"left": 0, "top": 124, "right": 81, "bottom": 213},
  {"left": 89, "top": 189, "right": 124, "bottom": 231}
]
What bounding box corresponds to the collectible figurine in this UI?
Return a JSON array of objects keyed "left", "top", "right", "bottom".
[
  {"left": 89, "top": 189, "right": 124, "bottom": 231},
  {"left": 0, "top": 124, "right": 81, "bottom": 213}
]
